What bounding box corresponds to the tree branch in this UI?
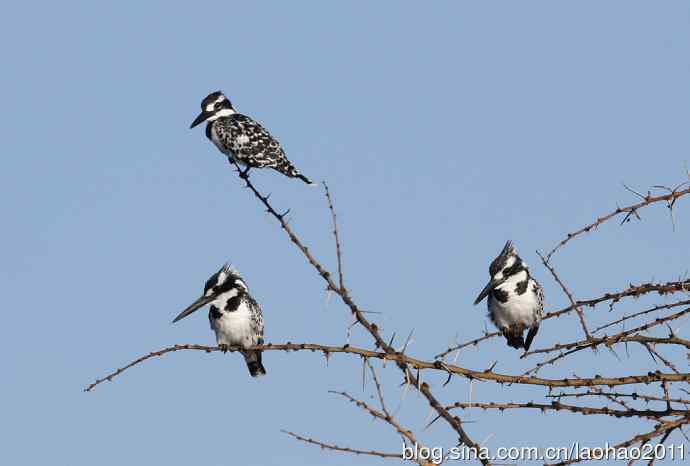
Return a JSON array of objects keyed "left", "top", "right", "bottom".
[
  {"left": 545, "top": 185, "right": 690, "bottom": 262},
  {"left": 85, "top": 341, "right": 690, "bottom": 393}
]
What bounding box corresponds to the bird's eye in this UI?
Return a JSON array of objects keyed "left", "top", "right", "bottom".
[{"left": 214, "top": 102, "right": 221, "bottom": 109}]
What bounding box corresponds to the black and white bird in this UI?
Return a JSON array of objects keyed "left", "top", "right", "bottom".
[
  {"left": 473, "top": 241, "right": 544, "bottom": 351},
  {"left": 172, "top": 264, "right": 266, "bottom": 377},
  {"left": 190, "top": 91, "right": 313, "bottom": 184}
]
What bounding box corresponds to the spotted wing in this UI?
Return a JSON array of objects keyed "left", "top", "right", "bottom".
[
  {"left": 524, "top": 280, "right": 544, "bottom": 351},
  {"left": 217, "top": 115, "right": 286, "bottom": 168},
  {"left": 533, "top": 280, "right": 545, "bottom": 318},
  {"left": 243, "top": 294, "right": 265, "bottom": 343}
]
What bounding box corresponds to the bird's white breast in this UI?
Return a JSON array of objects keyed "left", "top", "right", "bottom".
[
  {"left": 488, "top": 273, "right": 541, "bottom": 330},
  {"left": 210, "top": 301, "right": 257, "bottom": 348}
]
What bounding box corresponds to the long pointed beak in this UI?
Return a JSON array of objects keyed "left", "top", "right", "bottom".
[
  {"left": 190, "top": 111, "right": 211, "bottom": 129},
  {"left": 473, "top": 278, "right": 505, "bottom": 305},
  {"left": 172, "top": 295, "right": 215, "bottom": 323}
]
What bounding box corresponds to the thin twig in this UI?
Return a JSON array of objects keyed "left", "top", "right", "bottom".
[
  {"left": 281, "top": 429, "right": 401, "bottom": 460},
  {"left": 545, "top": 185, "right": 690, "bottom": 262},
  {"left": 537, "top": 251, "right": 593, "bottom": 341},
  {"left": 323, "top": 182, "right": 346, "bottom": 292}
]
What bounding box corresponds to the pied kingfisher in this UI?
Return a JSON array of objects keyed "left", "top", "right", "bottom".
[
  {"left": 172, "top": 264, "right": 266, "bottom": 377},
  {"left": 190, "top": 91, "right": 313, "bottom": 184},
  {"left": 473, "top": 241, "right": 544, "bottom": 351}
]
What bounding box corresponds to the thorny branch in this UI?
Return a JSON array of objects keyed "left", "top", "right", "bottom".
[
  {"left": 85, "top": 341, "right": 690, "bottom": 392},
  {"left": 87, "top": 173, "right": 690, "bottom": 464},
  {"left": 547, "top": 390, "right": 690, "bottom": 406},
  {"left": 227, "top": 162, "right": 491, "bottom": 463},
  {"left": 324, "top": 181, "right": 346, "bottom": 292},
  {"left": 545, "top": 184, "right": 690, "bottom": 262},
  {"left": 524, "top": 306, "right": 690, "bottom": 358},
  {"left": 281, "top": 429, "right": 402, "bottom": 460},
  {"left": 537, "top": 251, "right": 592, "bottom": 342},
  {"left": 445, "top": 401, "right": 688, "bottom": 420},
  {"left": 546, "top": 416, "right": 689, "bottom": 466},
  {"left": 436, "top": 281, "right": 690, "bottom": 359}
]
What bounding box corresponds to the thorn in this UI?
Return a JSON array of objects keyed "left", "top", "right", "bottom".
[
  {"left": 387, "top": 332, "right": 396, "bottom": 349},
  {"left": 424, "top": 414, "right": 442, "bottom": 430},
  {"left": 399, "top": 329, "right": 414, "bottom": 354}
]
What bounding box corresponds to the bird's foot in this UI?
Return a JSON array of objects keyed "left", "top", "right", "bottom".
[
  {"left": 219, "top": 343, "right": 230, "bottom": 353},
  {"left": 239, "top": 166, "right": 251, "bottom": 179}
]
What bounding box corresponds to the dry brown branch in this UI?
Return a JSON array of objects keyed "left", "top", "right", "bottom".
[
  {"left": 281, "top": 429, "right": 402, "bottom": 460},
  {"left": 437, "top": 285, "right": 690, "bottom": 360},
  {"left": 445, "top": 400, "right": 688, "bottom": 420},
  {"left": 226, "top": 164, "right": 490, "bottom": 462},
  {"left": 323, "top": 181, "right": 346, "bottom": 292},
  {"left": 593, "top": 299, "right": 690, "bottom": 334},
  {"left": 525, "top": 306, "right": 690, "bottom": 358},
  {"left": 331, "top": 390, "right": 423, "bottom": 455},
  {"left": 434, "top": 331, "right": 501, "bottom": 360},
  {"left": 646, "top": 425, "right": 676, "bottom": 466},
  {"left": 546, "top": 279, "right": 690, "bottom": 321},
  {"left": 522, "top": 331, "right": 690, "bottom": 376},
  {"left": 85, "top": 341, "right": 690, "bottom": 393},
  {"left": 367, "top": 360, "right": 390, "bottom": 415},
  {"left": 588, "top": 384, "right": 635, "bottom": 410},
  {"left": 547, "top": 390, "right": 690, "bottom": 406},
  {"left": 87, "top": 167, "right": 690, "bottom": 465},
  {"left": 537, "top": 251, "right": 592, "bottom": 341},
  {"left": 545, "top": 185, "right": 690, "bottom": 262},
  {"left": 546, "top": 416, "right": 689, "bottom": 466},
  {"left": 642, "top": 343, "right": 680, "bottom": 374}
]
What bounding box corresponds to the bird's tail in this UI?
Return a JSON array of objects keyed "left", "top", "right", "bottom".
[
  {"left": 295, "top": 173, "right": 314, "bottom": 185},
  {"left": 243, "top": 350, "right": 266, "bottom": 377},
  {"left": 275, "top": 159, "right": 314, "bottom": 185},
  {"left": 523, "top": 325, "right": 540, "bottom": 352}
]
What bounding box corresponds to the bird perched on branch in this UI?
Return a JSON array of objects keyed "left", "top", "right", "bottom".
[
  {"left": 473, "top": 241, "right": 544, "bottom": 351},
  {"left": 172, "top": 263, "right": 266, "bottom": 377},
  {"left": 190, "top": 91, "right": 313, "bottom": 185}
]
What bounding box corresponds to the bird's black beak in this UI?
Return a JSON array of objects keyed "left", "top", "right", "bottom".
[
  {"left": 172, "top": 294, "right": 215, "bottom": 323},
  {"left": 473, "top": 277, "right": 506, "bottom": 305},
  {"left": 190, "top": 111, "right": 211, "bottom": 129}
]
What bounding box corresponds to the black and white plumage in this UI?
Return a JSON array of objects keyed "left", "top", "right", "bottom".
[
  {"left": 190, "top": 91, "right": 313, "bottom": 184},
  {"left": 473, "top": 241, "right": 544, "bottom": 351},
  {"left": 172, "top": 264, "right": 266, "bottom": 377}
]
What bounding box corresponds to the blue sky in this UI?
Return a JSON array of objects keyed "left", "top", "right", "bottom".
[{"left": 1, "top": 1, "right": 689, "bottom": 465}]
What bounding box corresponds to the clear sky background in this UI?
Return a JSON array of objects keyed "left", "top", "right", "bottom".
[{"left": 2, "top": 1, "right": 689, "bottom": 465}]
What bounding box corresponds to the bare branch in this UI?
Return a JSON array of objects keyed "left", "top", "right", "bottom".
[
  {"left": 323, "top": 182, "right": 346, "bottom": 292},
  {"left": 445, "top": 400, "right": 688, "bottom": 420},
  {"left": 525, "top": 305, "right": 690, "bottom": 358},
  {"left": 331, "top": 389, "right": 423, "bottom": 457},
  {"left": 226, "top": 165, "right": 490, "bottom": 461},
  {"left": 537, "top": 251, "right": 593, "bottom": 341},
  {"left": 546, "top": 279, "right": 690, "bottom": 322},
  {"left": 593, "top": 299, "right": 690, "bottom": 334},
  {"left": 547, "top": 391, "right": 690, "bottom": 406},
  {"left": 434, "top": 331, "right": 501, "bottom": 360},
  {"left": 281, "top": 429, "right": 402, "bottom": 460},
  {"left": 85, "top": 341, "right": 690, "bottom": 392},
  {"left": 546, "top": 417, "right": 689, "bottom": 466},
  {"left": 545, "top": 185, "right": 690, "bottom": 262}
]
